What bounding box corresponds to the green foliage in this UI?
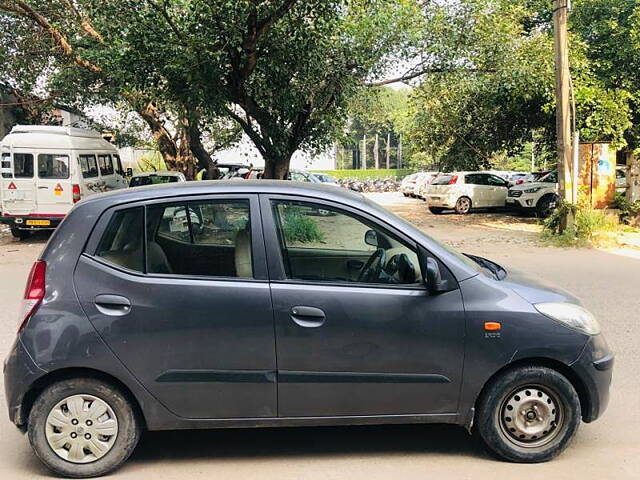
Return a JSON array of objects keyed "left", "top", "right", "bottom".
[
  {"left": 613, "top": 192, "right": 640, "bottom": 225},
  {"left": 312, "top": 169, "right": 415, "bottom": 180},
  {"left": 282, "top": 210, "right": 325, "bottom": 244},
  {"left": 543, "top": 200, "right": 619, "bottom": 246}
]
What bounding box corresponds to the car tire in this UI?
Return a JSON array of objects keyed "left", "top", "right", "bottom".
[
  {"left": 428, "top": 207, "right": 444, "bottom": 215},
  {"left": 536, "top": 194, "right": 558, "bottom": 218},
  {"left": 475, "top": 365, "right": 581, "bottom": 463},
  {"left": 455, "top": 197, "right": 472, "bottom": 214},
  {"left": 28, "top": 378, "right": 141, "bottom": 478},
  {"left": 11, "top": 228, "right": 30, "bottom": 240}
]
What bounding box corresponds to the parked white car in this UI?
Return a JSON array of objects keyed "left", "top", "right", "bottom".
[
  {"left": 129, "top": 171, "right": 186, "bottom": 187},
  {"left": 415, "top": 172, "right": 439, "bottom": 200},
  {"left": 426, "top": 172, "right": 510, "bottom": 214},
  {"left": 506, "top": 171, "right": 558, "bottom": 217},
  {"left": 0, "top": 125, "right": 128, "bottom": 239},
  {"left": 400, "top": 173, "right": 420, "bottom": 197}
]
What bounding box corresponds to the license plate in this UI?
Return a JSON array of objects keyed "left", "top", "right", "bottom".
[
  {"left": 26, "top": 219, "right": 50, "bottom": 226},
  {"left": 506, "top": 199, "right": 515, "bottom": 203}
]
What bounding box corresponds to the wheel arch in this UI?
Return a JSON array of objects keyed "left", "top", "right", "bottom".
[
  {"left": 19, "top": 367, "right": 147, "bottom": 430},
  {"left": 474, "top": 357, "right": 591, "bottom": 424}
]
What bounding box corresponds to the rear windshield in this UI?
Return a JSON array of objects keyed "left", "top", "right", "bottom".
[
  {"left": 38, "top": 154, "right": 69, "bottom": 179},
  {"left": 433, "top": 175, "right": 455, "bottom": 185},
  {"left": 130, "top": 175, "right": 180, "bottom": 187},
  {"left": 1, "top": 153, "right": 34, "bottom": 178}
]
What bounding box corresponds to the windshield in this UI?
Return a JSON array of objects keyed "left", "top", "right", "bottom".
[{"left": 540, "top": 171, "right": 558, "bottom": 183}]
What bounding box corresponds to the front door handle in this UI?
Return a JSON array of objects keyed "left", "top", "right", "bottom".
[
  {"left": 95, "top": 294, "right": 131, "bottom": 316},
  {"left": 290, "top": 306, "right": 326, "bottom": 328}
]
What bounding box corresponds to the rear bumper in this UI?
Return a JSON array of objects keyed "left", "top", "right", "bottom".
[
  {"left": 570, "top": 334, "right": 614, "bottom": 423},
  {"left": 1, "top": 214, "right": 64, "bottom": 230},
  {"left": 3, "top": 337, "right": 47, "bottom": 427},
  {"left": 427, "top": 196, "right": 457, "bottom": 209}
]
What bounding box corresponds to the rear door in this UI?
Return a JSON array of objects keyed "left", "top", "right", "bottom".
[
  {"left": 1, "top": 151, "right": 36, "bottom": 215},
  {"left": 35, "top": 152, "right": 73, "bottom": 215},
  {"left": 464, "top": 174, "right": 487, "bottom": 207},
  {"left": 485, "top": 174, "right": 509, "bottom": 206},
  {"left": 74, "top": 194, "right": 277, "bottom": 419}
]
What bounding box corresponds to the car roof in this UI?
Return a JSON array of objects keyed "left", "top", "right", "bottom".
[{"left": 81, "top": 180, "right": 365, "bottom": 208}]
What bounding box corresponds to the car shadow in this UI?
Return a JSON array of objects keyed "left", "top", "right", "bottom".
[{"left": 128, "top": 424, "right": 489, "bottom": 465}]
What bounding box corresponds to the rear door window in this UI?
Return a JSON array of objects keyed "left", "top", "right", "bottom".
[
  {"left": 95, "top": 207, "right": 144, "bottom": 272},
  {"left": 98, "top": 154, "right": 114, "bottom": 176},
  {"left": 433, "top": 175, "right": 455, "bottom": 185},
  {"left": 1, "top": 153, "right": 34, "bottom": 178},
  {"left": 37, "top": 154, "right": 69, "bottom": 179},
  {"left": 80, "top": 154, "right": 99, "bottom": 178}
]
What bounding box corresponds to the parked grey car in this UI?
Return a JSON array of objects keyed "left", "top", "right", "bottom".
[{"left": 4, "top": 181, "right": 613, "bottom": 477}]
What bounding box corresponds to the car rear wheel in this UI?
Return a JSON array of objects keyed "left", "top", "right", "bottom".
[
  {"left": 11, "top": 228, "right": 30, "bottom": 240},
  {"left": 455, "top": 197, "right": 472, "bottom": 214},
  {"left": 428, "top": 207, "right": 445, "bottom": 215},
  {"left": 475, "top": 366, "right": 581, "bottom": 463},
  {"left": 28, "top": 378, "right": 141, "bottom": 478}
]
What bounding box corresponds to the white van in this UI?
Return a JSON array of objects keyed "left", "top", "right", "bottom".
[{"left": 1, "top": 125, "right": 128, "bottom": 239}]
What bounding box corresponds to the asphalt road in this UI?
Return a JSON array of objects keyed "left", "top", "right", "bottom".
[{"left": 0, "top": 194, "right": 638, "bottom": 479}]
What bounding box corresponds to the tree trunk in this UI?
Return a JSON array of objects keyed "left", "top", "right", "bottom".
[
  {"left": 397, "top": 135, "right": 403, "bottom": 168},
  {"left": 386, "top": 132, "right": 390, "bottom": 169},
  {"left": 362, "top": 134, "right": 367, "bottom": 170},
  {"left": 374, "top": 133, "right": 379, "bottom": 170}
]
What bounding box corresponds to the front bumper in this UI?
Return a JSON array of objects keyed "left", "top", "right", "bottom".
[
  {"left": 0, "top": 214, "right": 64, "bottom": 230},
  {"left": 3, "top": 337, "right": 47, "bottom": 427},
  {"left": 570, "top": 334, "right": 614, "bottom": 423},
  {"left": 506, "top": 195, "right": 537, "bottom": 209}
]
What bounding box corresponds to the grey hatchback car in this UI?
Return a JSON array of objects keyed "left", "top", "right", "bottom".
[{"left": 4, "top": 181, "right": 613, "bottom": 477}]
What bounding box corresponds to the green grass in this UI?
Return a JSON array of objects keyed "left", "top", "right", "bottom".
[{"left": 542, "top": 201, "right": 620, "bottom": 247}]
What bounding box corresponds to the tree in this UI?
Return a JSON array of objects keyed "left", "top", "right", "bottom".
[{"left": 0, "top": 0, "right": 241, "bottom": 179}]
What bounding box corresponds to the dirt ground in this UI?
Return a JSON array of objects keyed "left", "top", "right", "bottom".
[{"left": 0, "top": 192, "right": 638, "bottom": 479}]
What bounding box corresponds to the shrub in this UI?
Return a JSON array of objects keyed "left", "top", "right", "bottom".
[
  {"left": 543, "top": 200, "right": 619, "bottom": 246},
  {"left": 282, "top": 210, "right": 325, "bottom": 244},
  {"left": 613, "top": 192, "right": 640, "bottom": 225}
]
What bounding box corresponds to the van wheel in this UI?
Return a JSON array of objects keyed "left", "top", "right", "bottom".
[
  {"left": 455, "top": 197, "right": 472, "bottom": 214},
  {"left": 11, "top": 228, "right": 30, "bottom": 240},
  {"left": 475, "top": 366, "right": 581, "bottom": 463},
  {"left": 28, "top": 378, "right": 141, "bottom": 478},
  {"left": 429, "top": 207, "right": 445, "bottom": 215}
]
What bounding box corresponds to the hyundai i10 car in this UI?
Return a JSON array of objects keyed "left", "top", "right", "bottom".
[{"left": 4, "top": 181, "right": 613, "bottom": 477}]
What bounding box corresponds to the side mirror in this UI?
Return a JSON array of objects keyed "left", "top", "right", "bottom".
[
  {"left": 364, "top": 229, "right": 379, "bottom": 247},
  {"left": 423, "top": 256, "right": 449, "bottom": 295},
  {"left": 126, "top": 167, "right": 133, "bottom": 177},
  {"left": 507, "top": 181, "right": 514, "bottom": 188}
]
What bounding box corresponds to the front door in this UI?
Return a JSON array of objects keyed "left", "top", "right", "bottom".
[
  {"left": 262, "top": 196, "right": 465, "bottom": 417},
  {"left": 35, "top": 152, "right": 73, "bottom": 215},
  {"left": 485, "top": 174, "right": 509, "bottom": 207},
  {"left": 74, "top": 194, "right": 277, "bottom": 419}
]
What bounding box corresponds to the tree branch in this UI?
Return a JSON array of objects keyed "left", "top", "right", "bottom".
[
  {"left": 368, "top": 67, "right": 495, "bottom": 86},
  {"left": 146, "top": 0, "right": 188, "bottom": 46},
  {"left": 0, "top": 1, "right": 102, "bottom": 73},
  {"left": 62, "top": 0, "right": 104, "bottom": 43}
]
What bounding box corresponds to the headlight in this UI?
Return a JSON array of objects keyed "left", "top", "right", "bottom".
[
  {"left": 534, "top": 302, "right": 600, "bottom": 335},
  {"left": 524, "top": 187, "right": 543, "bottom": 193}
]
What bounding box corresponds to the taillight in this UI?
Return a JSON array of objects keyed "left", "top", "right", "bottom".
[
  {"left": 448, "top": 175, "right": 458, "bottom": 185},
  {"left": 72, "top": 184, "right": 81, "bottom": 203},
  {"left": 18, "top": 260, "right": 46, "bottom": 333}
]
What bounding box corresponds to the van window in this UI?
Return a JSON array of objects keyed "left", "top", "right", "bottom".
[
  {"left": 113, "top": 154, "right": 124, "bottom": 175},
  {"left": 1, "top": 153, "right": 34, "bottom": 178},
  {"left": 95, "top": 207, "right": 144, "bottom": 272},
  {"left": 146, "top": 199, "right": 252, "bottom": 277},
  {"left": 98, "top": 154, "right": 114, "bottom": 176},
  {"left": 38, "top": 154, "right": 69, "bottom": 179},
  {"left": 80, "top": 155, "right": 99, "bottom": 178}
]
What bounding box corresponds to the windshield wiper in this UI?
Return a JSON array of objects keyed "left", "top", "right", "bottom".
[{"left": 463, "top": 254, "right": 506, "bottom": 280}]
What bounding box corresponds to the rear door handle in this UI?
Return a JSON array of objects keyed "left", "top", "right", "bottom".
[
  {"left": 95, "top": 294, "right": 131, "bottom": 316},
  {"left": 290, "top": 306, "right": 326, "bottom": 328}
]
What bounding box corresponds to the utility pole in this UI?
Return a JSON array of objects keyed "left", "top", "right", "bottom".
[
  {"left": 374, "top": 134, "right": 379, "bottom": 169},
  {"left": 553, "top": 0, "right": 573, "bottom": 207},
  {"left": 398, "top": 135, "right": 403, "bottom": 169}
]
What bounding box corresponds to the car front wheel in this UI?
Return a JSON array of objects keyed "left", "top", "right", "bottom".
[
  {"left": 475, "top": 366, "right": 581, "bottom": 463},
  {"left": 28, "top": 378, "right": 141, "bottom": 478}
]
